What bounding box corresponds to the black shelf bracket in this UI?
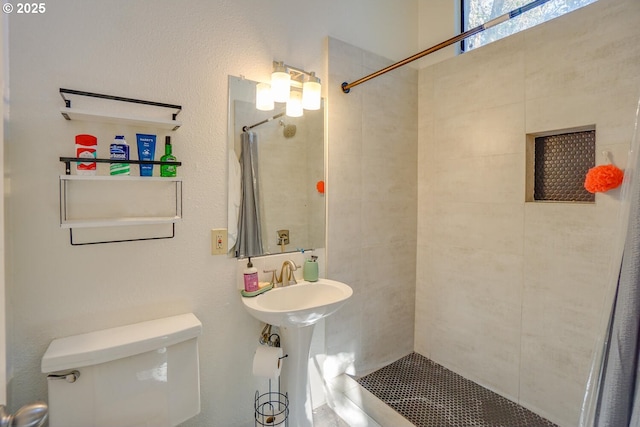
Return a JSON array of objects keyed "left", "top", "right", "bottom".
[
  {"left": 59, "top": 88, "right": 182, "bottom": 121},
  {"left": 69, "top": 225, "right": 176, "bottom": 246},
  {"left": 60, "top": 157, "right": 182, "bottom": 175}
]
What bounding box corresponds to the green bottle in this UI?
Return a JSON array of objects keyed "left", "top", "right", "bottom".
[{"left": 160, "top": 136, "right": 177, "bottom": 177}]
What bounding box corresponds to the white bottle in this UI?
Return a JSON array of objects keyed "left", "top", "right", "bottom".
[
  {"left": 110, "top": 135, "right": 130, "bottom": 175},
  {"left": 243, "top": 258, "right": 259, "bottom": 292}
]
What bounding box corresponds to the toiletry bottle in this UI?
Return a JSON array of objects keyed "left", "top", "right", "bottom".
[
  {"left": 303, "top": 255, "right": 319, "bottom": 282},
  {"left": 244, "top": 258, "right": 259, "bottom": 292},
  {"left": 136, "top": 133, "right": 156, "bottom": 176},
  {"left": 75, "top": 134, "right": 97, "bottom": 175},
  {"left": 110, "top": 135, "right": 130, "bottom": 175},
  {"left": 160, "top": 136, "right": 177, "bottom": 177}
]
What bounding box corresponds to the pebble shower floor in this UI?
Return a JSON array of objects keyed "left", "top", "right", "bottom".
[{"left": 355, "top": 353, "right": 558, "bottom": 427}]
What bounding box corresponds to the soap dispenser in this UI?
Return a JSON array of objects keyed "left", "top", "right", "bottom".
[
  {"left": 243, "top": 258, "right": 259, "bottom": 292},
  {"left": 303, "top": 255, "right": 319, "bottom": 282}
]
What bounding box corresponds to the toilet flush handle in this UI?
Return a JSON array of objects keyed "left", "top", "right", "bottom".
[{"left": 47, "top": 370, "right": 80, "bottom": 383}]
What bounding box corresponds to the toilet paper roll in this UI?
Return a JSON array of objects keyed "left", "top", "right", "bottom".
[{"left": 252, "top": 345, "right": 283, "bottom": 378}]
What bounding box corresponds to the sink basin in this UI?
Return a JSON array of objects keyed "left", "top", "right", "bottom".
[{"left": 241, "top": 278, "right": 352, "bottom": 327}]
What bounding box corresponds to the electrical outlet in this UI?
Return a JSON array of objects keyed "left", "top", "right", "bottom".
[{"left": 211, "top": 228, "right": 227, "bottom": 255}]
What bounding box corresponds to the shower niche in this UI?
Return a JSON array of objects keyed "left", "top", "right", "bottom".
[{"left": 525, "top": 126, "right": 596, "bottom": 203}]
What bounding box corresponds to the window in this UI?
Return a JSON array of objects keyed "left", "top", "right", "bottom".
[{"left": 461, "top": 0, "right": 598, "bottom": 52}]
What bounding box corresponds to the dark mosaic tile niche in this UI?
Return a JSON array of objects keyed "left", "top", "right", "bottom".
[{"left": 533, "top": 130, "right": 595, "bottom": 202}]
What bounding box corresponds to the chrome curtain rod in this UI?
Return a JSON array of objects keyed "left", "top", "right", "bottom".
[
  {"left": 242, "top": 111, "right": 285, "bottom": 132},
  {"left": 341, "top": 0, "right": 551, "bottom": 93}
]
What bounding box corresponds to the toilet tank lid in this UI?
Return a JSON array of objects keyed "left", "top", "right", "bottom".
[{"left": 41, "top": 313, "right": 202, "bottom": 373}]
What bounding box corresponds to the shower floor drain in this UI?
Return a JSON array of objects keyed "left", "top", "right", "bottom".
[{"left": 355, "top": 353, "right": 558, "bottom": 427}]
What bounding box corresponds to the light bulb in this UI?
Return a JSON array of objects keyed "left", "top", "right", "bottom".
[
  {"left": 286, "top": 90, "right": 303, "bottom": 117},
  {"left": 271, "top": 62, "right": 291, "bottom": 103},
  {"left": 302, "top": 79, "right": 321, "bottom": 110},
  {"left": 256, "top": 82, "right": 274, "bottom": 111}
]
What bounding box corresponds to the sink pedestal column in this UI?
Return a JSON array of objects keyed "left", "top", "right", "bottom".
[{"left": 280, "top": 324, "right": 315, "bottom": 427}]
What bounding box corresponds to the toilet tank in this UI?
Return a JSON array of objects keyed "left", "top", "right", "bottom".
[{"left": 41, "top": 313, "right": 202, "bottom": 427}]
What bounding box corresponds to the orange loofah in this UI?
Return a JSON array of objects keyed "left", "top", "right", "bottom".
[{"left": 584, "top": 164, "right": 624, "bottom": 193}]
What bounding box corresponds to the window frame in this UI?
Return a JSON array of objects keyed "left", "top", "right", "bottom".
[{"left": 460, "top": 0, "right": 469, "bottom": 53}]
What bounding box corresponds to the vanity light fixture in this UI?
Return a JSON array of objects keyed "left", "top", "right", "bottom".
[{"left": 255, "top": 61, "right": 322, "bottom": 117}]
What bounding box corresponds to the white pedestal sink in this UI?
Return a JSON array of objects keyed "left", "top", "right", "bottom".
[{"left": 241, "top": 278, "right": 352, "bottom": 427}]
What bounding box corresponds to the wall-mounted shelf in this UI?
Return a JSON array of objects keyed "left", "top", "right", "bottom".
[
  {"left": 59, "top": 88, "right": 182, "bottom": 130},
  {"left": 60, "top": 107, "right": 182, "bottom": 130},
  {"left": 57, "top": 87, "right": 184, "bottom": 245},
  {"left": 59, "top": 174, "right": 183, "bottom": 245}
]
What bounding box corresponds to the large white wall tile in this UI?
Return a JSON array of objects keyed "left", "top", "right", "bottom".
[
  {"left": 426, "top": 247, "right": 522, "bottom": 400},
  {"left": 429, "top": 201, "right": 524, "bottom": 255},
  {"left": 430, "top": 153, "right": 525, "bottom": 204},
  {"left": 436, "top": 103, "right": 525, "bottom": 160},
  {"left": 432, "top": 33, "right": 525, "bottom": 118},
  {"left": 525, "top": 0, "right": 640, "bottom": 102},
  {"left": 327, "top": 37, "right": 418, "bottom": 376}
]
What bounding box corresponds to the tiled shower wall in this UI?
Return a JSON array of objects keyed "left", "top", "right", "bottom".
[
  {"left": 325, "top": 37, "right": 418, "bottom": 376},
  {"left": 416, "top": 0, "right": 640, "bottom": 426}
]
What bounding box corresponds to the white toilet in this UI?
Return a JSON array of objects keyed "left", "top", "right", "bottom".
[{"left": 41, "top": 313, "right": 202, "bottom": 427}]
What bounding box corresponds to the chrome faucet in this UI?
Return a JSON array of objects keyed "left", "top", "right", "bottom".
[{"left": 276, "top": 260, "right": 299, "bottom": 287}]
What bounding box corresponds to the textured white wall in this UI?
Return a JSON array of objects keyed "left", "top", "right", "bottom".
[
  {"left": 4, "top": 1, "right": 418, "bottom": 425},
  {"left": 415, "top": 0, "right": 640, "bottom": 426}
]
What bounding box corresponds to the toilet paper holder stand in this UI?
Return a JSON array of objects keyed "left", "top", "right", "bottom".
[
  {"left": 254, "top": 326, "right": 289, "bottom": 426},
  {"left": 254, "top": 376, "right": 289, "bottom": 426}
]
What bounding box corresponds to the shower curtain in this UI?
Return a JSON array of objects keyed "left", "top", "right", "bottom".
[
  {"left": 594, "top": 171, "right": 640, "bottom": 424},
  {"left": 583, "top": 94, "right": 640, "bottom": 427},
  {"left": 236, "top": 131, "right": 263, "bottom": 258}
]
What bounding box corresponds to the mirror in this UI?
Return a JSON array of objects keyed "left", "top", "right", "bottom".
[{"left": 227, "top": 75, "right": 325, "bottom": 258}]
